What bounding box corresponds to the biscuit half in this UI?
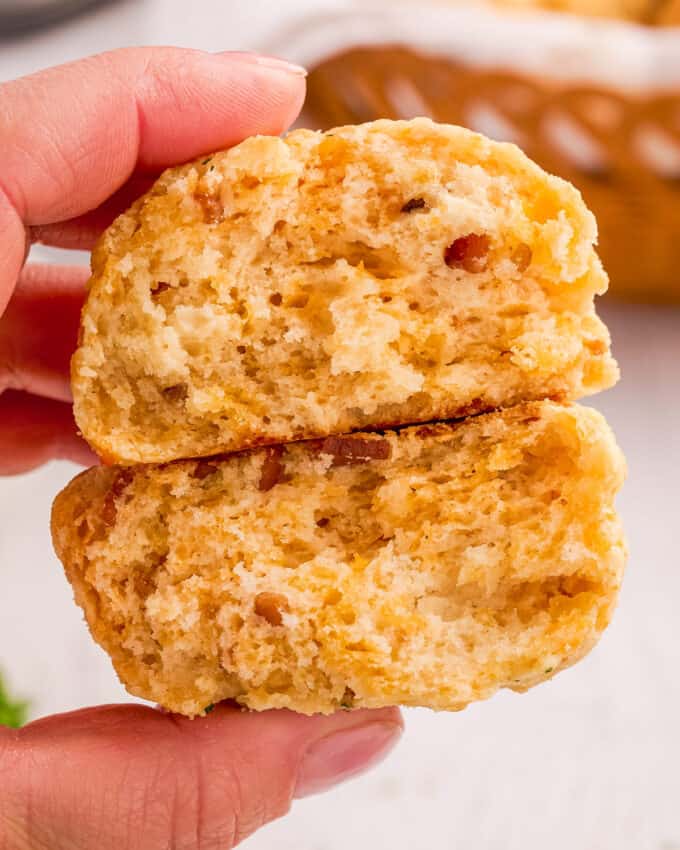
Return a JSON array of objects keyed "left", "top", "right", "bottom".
[
  {"left": 51, "top": 402, "right": 626, "bottom": 716},
  {"left": 72, "top": 118, "right": 617, "bottom": 464}
]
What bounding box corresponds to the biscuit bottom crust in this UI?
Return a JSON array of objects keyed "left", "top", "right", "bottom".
[{"left": 51, "top": 402, "right": 626, "bottom": 716}]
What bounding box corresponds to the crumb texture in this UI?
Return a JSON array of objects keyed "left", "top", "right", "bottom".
[
  {"left": 52, "top": 402, "right": 626, "bottom": 716},
  {"left": 72, "top": 118, "right": 617, "bottom": 463}
]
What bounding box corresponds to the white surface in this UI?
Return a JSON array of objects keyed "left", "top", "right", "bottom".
[
  {"left": 276, "top": 5, "right": 680, "bottom": 91},
  {"left": 1, "top": 4, "right": 679, "bottom": 849}
]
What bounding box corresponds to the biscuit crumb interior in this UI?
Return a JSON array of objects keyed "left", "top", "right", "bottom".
[
  {"left": 73, "top": 119, "right": 617, "bottom": 463},
  {"left": 52, "top": 402, "right": 626, "bottom": 716}
]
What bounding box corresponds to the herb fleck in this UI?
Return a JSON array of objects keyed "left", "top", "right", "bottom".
[{"left": 0, "top": 672, "right": 28, "bottom": 728}]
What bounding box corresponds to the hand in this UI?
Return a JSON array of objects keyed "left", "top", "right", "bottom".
[
  {"left": 0, "top": 49, "right": 403, "bottom": 849},
  {"left": 0, "top": 46, "right": 305, "bottom": 474}
]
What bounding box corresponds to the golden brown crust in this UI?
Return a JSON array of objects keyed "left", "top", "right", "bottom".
[{"left": 52, "top": 402, "right": 626, "bottom": 716}]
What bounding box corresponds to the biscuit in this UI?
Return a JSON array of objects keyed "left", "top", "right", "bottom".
[
  {"left": 494, "top": 0, "right": 656, "bottom": 21},
  {"left": 72, "top": 118, "right": 617, "bottom": 464},
  {"left": 51, "top": 402, "right": 626, "bottom": 717},
  {"left": 656, "top": 0, "right": 680, "bottom": 23}
]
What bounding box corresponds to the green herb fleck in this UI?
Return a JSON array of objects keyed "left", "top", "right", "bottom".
[
  {"left": 0, "top": 672, "right": 29, "bottom": 728},
  {"left": 204, "top": 703, "right": 215, "bottom": 714},
  {"left": 544, "top": 667, "right": 554, "bottom": 674},
  {"left": 202, "top": 157, "right": 213, "bottom": 166}
]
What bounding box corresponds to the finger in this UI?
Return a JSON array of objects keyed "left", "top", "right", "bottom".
[
  {"left": 30, "top": 175, "right": 156, "bottom": 251},
  {"left": 1, "top": 702, "right": 403, "bottom": 850},
  {"left": 0, "top": 391, "right": 96, "bottom": 475},
  {"left": 0, "top": 48, "right": 307, "bottom": 312},
  {"left": 0, "top": 264, "right": 87, "bottom": 402}
]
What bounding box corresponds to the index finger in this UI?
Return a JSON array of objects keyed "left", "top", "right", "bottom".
[{"left": 0, "top": 47, "right": 306, "bottom": 311}]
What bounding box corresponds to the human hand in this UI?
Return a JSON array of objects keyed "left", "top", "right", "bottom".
[
  {"left": 0, "top": 46, "right": 304, "bottom": 474},
  {"left": 0, "top": 48, "right": 403, "bottom": 849}
]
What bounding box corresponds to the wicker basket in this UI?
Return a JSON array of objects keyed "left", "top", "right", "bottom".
[{"left": 279, "top": 6, "right": 680, "bottom": 301}]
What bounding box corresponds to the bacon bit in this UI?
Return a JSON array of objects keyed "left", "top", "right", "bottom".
[
  {"left": 269, "top": 292, "right": 283, "bottom": 306},
  {"left": 258, "top": 446, "right": 284, "bottom": 491},
  {"left": 321, "top": 436, "right": 391, "bottom": 466},
  {"left": 415, "top": 425, "right": 441, "bottom": 438},
  {"left": 254, "top": 592, "right": 288, "bottom": 626},
  {"left": 236, "top": 345, "right": 247, "bottom": 354},
  {"left": 134, "top": 572, "right": 156, "bottom": 600},
  {"left": 192, "top": 461, "right": 219, "bottom": 480},
  {"left": 316, "top": 516, "right": 330, "bottom": 527},
  {"left": 456, "top": 397, "right": 487, "bottom": 418},
  {"left": 444, "top": 233, "right": 490, "bottom": 273},
  {"left": 151, "top": 281, "right": 171, "bottom": 296},
  {"left": 162, "top": 384, "right": 188, "bottom": 403},
  {"left": 511, "top": 243, "right": 533, "bottom": 272},
  {"left": 194, "top": 191, "right": 223, "bottom": 224},
  {"left": 102, "top": 468, "right": 135, "bottom": 526},
  {"left": 340, "top": 687, "right": 356, "bottom": 709},
  {"left": 401, "top": 197, "right": 426, "bottom": 213}
]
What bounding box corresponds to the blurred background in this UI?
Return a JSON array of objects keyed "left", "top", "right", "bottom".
[{"left": 1, "top": 1, "right": 679, "bottom": 848}]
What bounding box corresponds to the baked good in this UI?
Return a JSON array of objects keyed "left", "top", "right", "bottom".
[
  {"left": 657, "top": 0, "right": 680, "bottom": 23},
  {"left": 60, "top": 118, "right": 625, "bottom": 717},
  {"left": 493, "top": 0, "right": 667, "bottom": 22},
  {"left": 435, "top": 0, "right": 678, "bottom": 23},
  {"left": 72, "top": 118, "right": 616, "bottom": 464},
  {"left": 51, "top": 401, "right": 626, "bottom": 717}
]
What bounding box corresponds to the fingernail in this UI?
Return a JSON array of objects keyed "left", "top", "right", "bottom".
[
  {"left": 217, "top": 51, "right": 307, "bottom": 77},
  {"left": 294, "top": 721, "right": 402, "bottom": 799}
]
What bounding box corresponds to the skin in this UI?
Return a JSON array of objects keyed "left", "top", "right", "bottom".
[{"left": 0, "top": 48, "right": 403, "bottom": 850}]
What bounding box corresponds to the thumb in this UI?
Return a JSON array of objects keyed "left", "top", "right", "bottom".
[{"left": 0, "top": 702, "right": 402, "bottom": 850}]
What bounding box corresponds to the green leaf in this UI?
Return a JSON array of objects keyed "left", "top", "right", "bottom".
[{"left": 0, "top": 672, "right": 29, "bottom": 728}]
